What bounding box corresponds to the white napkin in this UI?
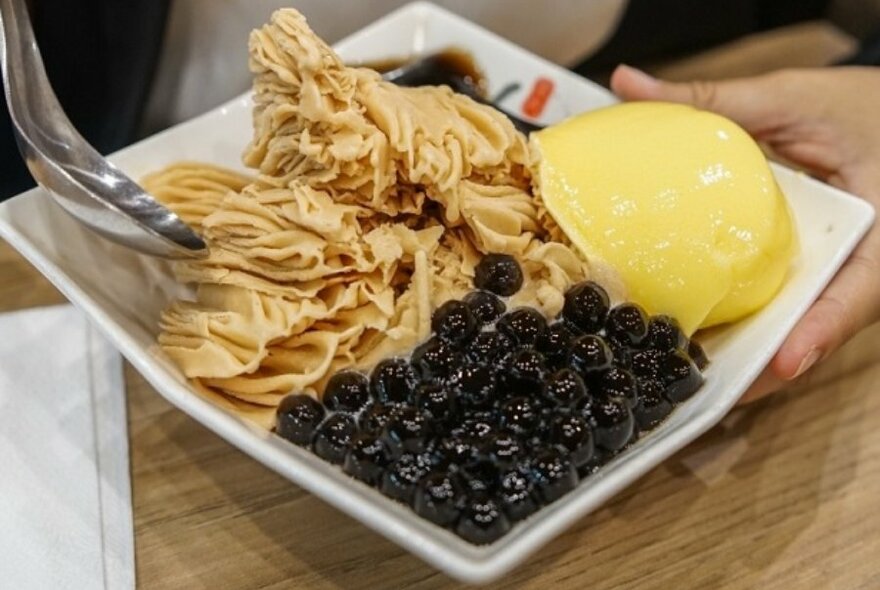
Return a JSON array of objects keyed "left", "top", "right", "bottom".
[{"left": 0, "top": 305, "right": 134, "bottom": 589}]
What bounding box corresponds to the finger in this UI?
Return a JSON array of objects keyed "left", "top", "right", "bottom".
[
  {"left": 609, "top": 64, "right": 788, "bottom": 135},
  {"left": 771, "top": 238, "right": 880, "bottom": 381},
  {"left": 763, "top": 138, "right": 839, "bottom": 180},
  {"left": 738, "top": 366, "right": 786, "bottom": 404},
  {"left": 609, "top": 65, "right": 663, "bottom": 101}
]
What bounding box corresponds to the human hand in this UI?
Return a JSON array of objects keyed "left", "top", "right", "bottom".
[{"left": 610, "top": 65, "right": 880, "bottom": 402}]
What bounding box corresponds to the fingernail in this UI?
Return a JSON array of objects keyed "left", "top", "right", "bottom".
[
  {"left": 792, "top": 347, "right": 822, "bottom": 379},
  {"left": 619, "top": 64, "right": 660, "bottom": 91}
]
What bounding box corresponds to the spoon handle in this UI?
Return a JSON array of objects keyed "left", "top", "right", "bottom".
[
  {"left": 0, "top": 0, "right": 91, "bottom": 166},
  {"left": 0, "top": 0, "right": 207, "bottom": 258}
]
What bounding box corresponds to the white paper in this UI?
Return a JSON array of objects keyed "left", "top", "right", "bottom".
[{"left": 0, "top": 305, "right": 134, "bottom": 589}]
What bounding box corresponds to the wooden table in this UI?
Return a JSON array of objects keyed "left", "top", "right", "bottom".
[{"left": 3, "top": 234, "right": 880, "bottom": 589}]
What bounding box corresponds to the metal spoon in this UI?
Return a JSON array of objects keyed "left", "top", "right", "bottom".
[{"left": 0, "top": 0, "right": 207, "bottom": 259}]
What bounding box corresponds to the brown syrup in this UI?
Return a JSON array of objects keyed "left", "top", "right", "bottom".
[{"left": 353, "top": 48, "right": 488, "bottom": 99}]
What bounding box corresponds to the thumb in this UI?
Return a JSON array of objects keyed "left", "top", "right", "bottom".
[
  {"left": 609, "top": 64, "right": 786, "bottom": 136},
  {"left": 771, "top": 235, "right": 880, "bottom": 382}
]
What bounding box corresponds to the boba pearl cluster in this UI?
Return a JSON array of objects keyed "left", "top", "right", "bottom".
[{"left": 275, "top": 254, "right": 708, "bottom": 544}]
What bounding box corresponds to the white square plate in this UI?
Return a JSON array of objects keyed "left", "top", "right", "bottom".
[{"left": 0, "top": 2, "right": 873, "bottom": 584}]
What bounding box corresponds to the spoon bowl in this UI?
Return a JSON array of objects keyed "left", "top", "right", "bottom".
[{"left": 0, "top": 0, "right": 207, "bottom": 259}]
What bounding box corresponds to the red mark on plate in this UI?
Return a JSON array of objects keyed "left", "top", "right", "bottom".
[{"left": 522, "top": 77, "right": 554, "bottom": 119}]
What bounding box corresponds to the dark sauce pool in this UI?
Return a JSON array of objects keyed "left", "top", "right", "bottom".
[{"left": 353, "top": 48, "right": 489, "bottom": 99}]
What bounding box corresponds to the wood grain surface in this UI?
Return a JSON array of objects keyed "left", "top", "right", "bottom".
[{"left": 3, "top": 229, "right": 880, "bottom": 589}]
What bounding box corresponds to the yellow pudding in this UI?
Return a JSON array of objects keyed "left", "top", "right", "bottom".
[{"left": 532, "top": 101, "right": 797, "bottom": 335}]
